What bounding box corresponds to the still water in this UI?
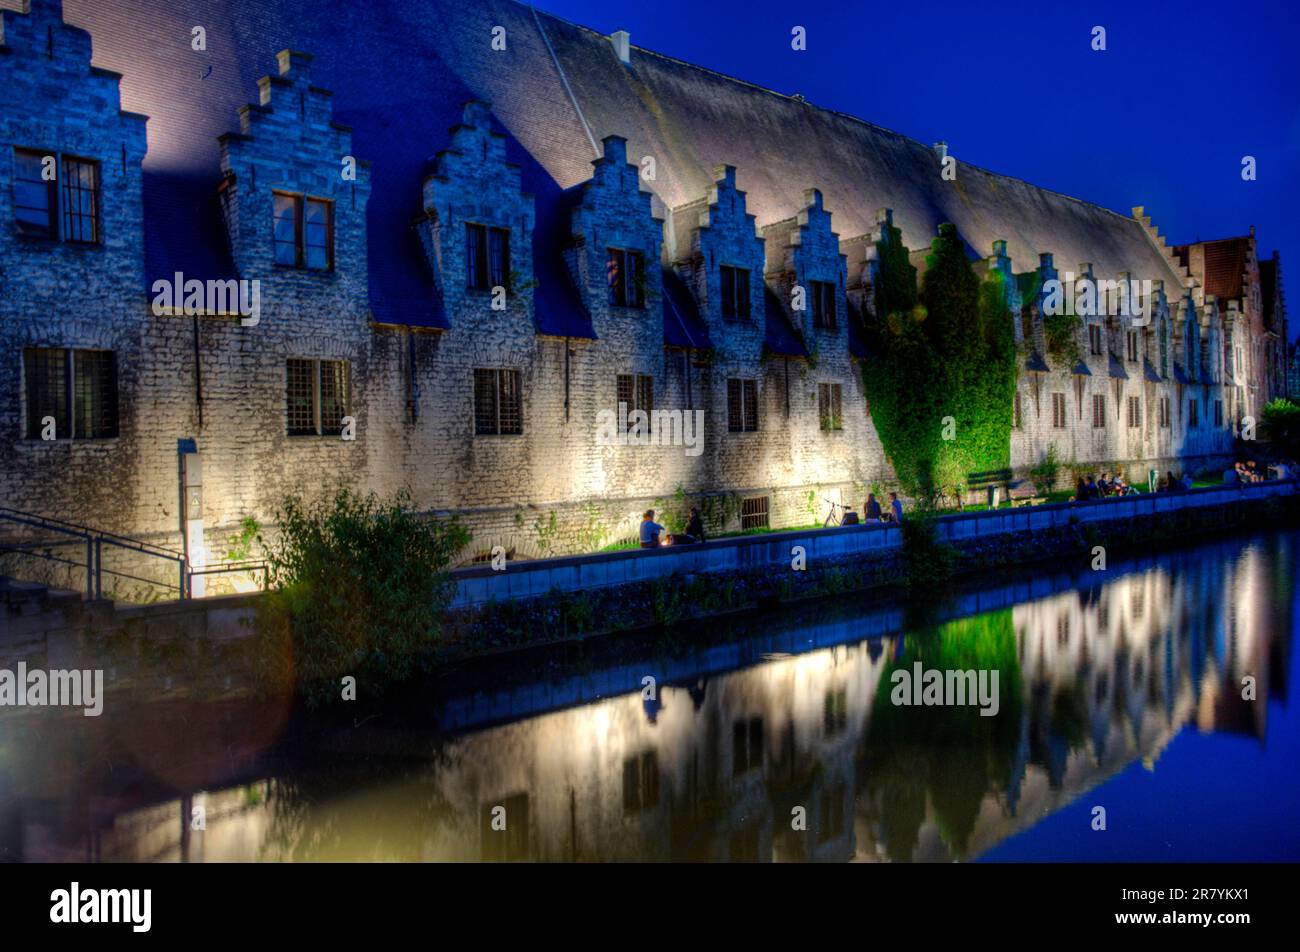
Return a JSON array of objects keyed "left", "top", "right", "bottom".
[{"left": 2, "top": 530, "right": 1298, "bottom": 862}]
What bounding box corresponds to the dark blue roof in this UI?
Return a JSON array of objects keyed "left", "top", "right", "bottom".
[
  {"left": 846, "top": 297, "right": 870, "bottom": 359},
  {"left": 763, "top": 287, "right": 809, "bottom": 358},
  {"left": 1072, "top": 360, "right": 1092, "bottom": 376},
  {"left": 662, "top": 268, "right": 712, "bottom": 350},
  {"left": 1107, "top": 352, "right": 1128, "bottom": 379},
  {"left": 1024, "top": 351, "right": 1050, "bottom": 373},
  {"left": 1173, "top": 363, "right": 1197, "bottom": 385},
  {"left": 1142, "top": 357, "right": 1164, "bottom": 382}
]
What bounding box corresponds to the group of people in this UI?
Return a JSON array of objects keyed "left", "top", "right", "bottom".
[
  {"left": 639, "top": 507, "right": 707, "bottom": 548},
  {"left": 639, "top": 492, "right": 906, "bottom": 547},
  {"left": 862, "top": 492, "right": 905, "bottom": 524},
  {"left": 1223, "top": 460, "right": 1273, "bottom": 484},
  {"left": 1073, "top": 471, "right": 1140, "bottom": 501}
]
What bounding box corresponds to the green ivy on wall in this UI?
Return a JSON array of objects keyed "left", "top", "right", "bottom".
[{"left": 862, "top": 222, "right": 1017, "bottom": 502}]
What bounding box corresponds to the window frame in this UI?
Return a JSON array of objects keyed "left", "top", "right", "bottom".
[
  {"left": 1051, "top": 391, "right": 1066, "bottom": 429},
  {"left": 1088, "top": 323, "right": 1103, "bottom": 357},
  {"left": 720, "top": 264, "right": 751, "bottom": 320},
  {"left": 817, "top": 381, "right": 843, "bottom": 431},
  {"left": 616, "top": 373, "right": 654, "bottom": 435},
  {"left": 273, "top": 191, "right": 334, "bottom": 271},
  {"left": 23, "top": 347, "right": 118, "bottom": 440},
  {"left": 285, "top": 357, "right": 351, "bottom": 437},
  {"left": 606, "top": 247, "right": 646, "bottom": 309},
  {"left": 727, "top": 378, "right": 759, "bottom": 433},
  {"left": 474, "top": 367, "right": 523, "bottom": 436},
  {"left": 12, "top": 149, "right": 101, "bottom": 243},
  {"left": 810, "top": 280, "right": 837, "bottom": 331},
  {"left": 1092, "top": 393, "right": 1106, "bottom": 428}
]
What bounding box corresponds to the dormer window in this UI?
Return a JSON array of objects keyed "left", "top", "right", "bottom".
[
  {"left": 811, "top": 281, "right": 837, "bottom": 330},
  {"left": 13, "top": 149, "right": 100, "bottom": 243},
  {"left": 607, "top": 248, "right": 645, "bottom": 308},
  {"left": 273, "top": 192, "right": 333, "bottom": 270},
  {"left": 720, "top": 265, "right": 751, "bottom": 320},
  {"left": 1126, "top": 330, "right": 1139, "bottom": 362},
  {"left": 466, "top": 223, "right": 509, "bottom": 291}
]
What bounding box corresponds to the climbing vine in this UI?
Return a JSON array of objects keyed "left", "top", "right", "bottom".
[{"left": 862, "top": 222, "right": 1017, "bottom": 502}]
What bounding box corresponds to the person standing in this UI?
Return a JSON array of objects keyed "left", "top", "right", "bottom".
[{"left": 890, "top": 492, "right": 904, "bottom": 523}]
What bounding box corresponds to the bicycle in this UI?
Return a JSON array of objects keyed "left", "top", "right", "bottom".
[{"left": 823, "top": 499, "right": 850, "bottom": 527}]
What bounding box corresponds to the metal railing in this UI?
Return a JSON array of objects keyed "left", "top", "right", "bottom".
[{"left": 0, "top": 507, "right": 268, "bottom": 601}]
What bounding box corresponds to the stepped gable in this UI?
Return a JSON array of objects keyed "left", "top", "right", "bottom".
[{"left": 50, "top": 0, "right": 1187, "bottom": 326}]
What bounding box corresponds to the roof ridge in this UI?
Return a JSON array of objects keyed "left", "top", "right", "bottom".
[{"left": 528, "top": 3, "right": 1151, "bottom": 230}]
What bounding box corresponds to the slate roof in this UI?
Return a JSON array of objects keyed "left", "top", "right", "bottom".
[
  {"left": 51, "top": 0, "right": 1190, "bottom": 344},
  {"left": 1142, "top": 357, "right": 1164, "bottom": 383},
  {"left": 1107, "top": 352, "right": 1128, "bottom": 379},
  {"left": 662, "top": 268, "right": 711, "bottom": 350}
]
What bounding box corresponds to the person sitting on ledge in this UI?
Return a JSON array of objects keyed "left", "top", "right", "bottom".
[
  {"left": 1181, "top": 472, "right": 1195, "bottom": 490},
  {"left": 1085, "top": 475, "right": 1100, "bottom": 499},
  {"left": 1074, "top": 476, "right": 1089, "bottom": 502},
  {"left": 1224, "top": 463, "right": 1240, "bottom": 485},
  {"left": 865, "top": 493, "right": 883, "bottom": 523},
  {"left": 640, "top": 509, "right": 665, "bottom": 548},
  {"left": 684, "top": 507, "right": 706, "bottom": 543},
  {"left": 890, "top": 492, "right": 905, "bottom": 523}
]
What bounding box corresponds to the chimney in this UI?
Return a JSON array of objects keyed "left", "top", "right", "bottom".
[
  {"left": 610, "top": 30, "right": 630, "bottom": 65},
  {"left": 933, "top": 141, "right": 948, "bottom": 163}
]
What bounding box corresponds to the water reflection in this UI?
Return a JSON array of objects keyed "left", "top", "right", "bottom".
[{"left": 1, "top": 532, "right": 1295, "bottom": 862}]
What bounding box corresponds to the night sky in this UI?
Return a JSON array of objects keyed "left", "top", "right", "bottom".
[{"left": 539, "top": 0, "right": 1299, "bottom": 340}]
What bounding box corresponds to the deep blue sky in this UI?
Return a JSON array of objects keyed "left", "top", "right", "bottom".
[{"left": 538, "top": 0, "right": 1299, "bottom": 340}]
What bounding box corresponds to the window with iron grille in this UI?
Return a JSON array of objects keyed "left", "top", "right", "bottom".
[
  {"left": 616, "top": 373, "right": 654, "bottom": 434},
  {"left": 740, "top": 496, "right": 769, "bottom": 531},
  {"left": 811, "top": 280, "right": 837, "bottom": 330},
  {"left": 59, "top": 156, "right": 99, "bottom": 243},
  {"left": 1187, "top": 399, "right": 1199, "bottom": 427},
  {"left": 1159, "top": 396, "right": 1170, "bottom": 428},
  {"left": 274, "top": 192, "right": 333, "bottom": 270},
  {"left": 720, "top": 265, "right": 750, "bottom": 320},
  {"left": 1126, "top": 330, "right": 1139, "bottom": 362},
  {"left": 606, "top": 247, "right": 645, "bottom": 308},
  {"left": 817, "top": 382, "right": 842, "bottom": 431},
  {"left": 1051, "top": 392, "right": 1066, "bottom": 428},
  {"left": 13, "top": 149, "right": 57, "bottom": 238},
  {"left": 727, "top": 378, "right": 758, "bottom": 432},
  {"left": 465, "top": 223, "right": 509, "bottom": 291},
  {"left": 1089, "top": 324, "right": 1103, "bottom": 356},
  {"left": 1214, "top": 399, "right": 1223, "bottom": 426},
  {"left": 23, "top": 348, "right": 116, "bottom": 439},
  {"left": 1127, "top": 395, "right": 1141, "bottom": 428},
  {"left": 285, "top": 358, "right": 350, "bottom": 436},
  {"left": 474, "top": 368, "right": 523, "bottom": 436},
  {"left": 1092, "top": 393, "right": 1106, "bottom": 428}
]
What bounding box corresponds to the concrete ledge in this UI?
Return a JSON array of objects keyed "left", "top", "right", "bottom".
[{"left": 449, "top": 480, "right": 1298, "bottom": 608}]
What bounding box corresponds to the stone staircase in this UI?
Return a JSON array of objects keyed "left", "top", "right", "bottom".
[{"left": 0, "top": 576, "right": 99, "bottom": 662}]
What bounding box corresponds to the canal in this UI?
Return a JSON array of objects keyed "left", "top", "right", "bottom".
[{"left": 2, "top": 529, "right": 1297, "bottom": 862}]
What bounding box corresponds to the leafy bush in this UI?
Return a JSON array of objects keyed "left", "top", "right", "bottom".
[
  {"left": 256, "top": 489, "right": 469, "bottom": 705},
  {"left": 1261, "top": 398, "right": 1300, "bottom": 455},
  {"left": 1028, "top": 445, "right": 1062, "bottom": 496}
]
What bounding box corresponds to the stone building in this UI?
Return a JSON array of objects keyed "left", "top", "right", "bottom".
[{"left": 0, "top": 0, "right": 1288, "bottom": 568}]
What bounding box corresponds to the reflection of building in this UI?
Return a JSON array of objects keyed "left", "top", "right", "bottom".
[{"left": 2, "top": 537, "right": 1293, "bottom": 862}]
